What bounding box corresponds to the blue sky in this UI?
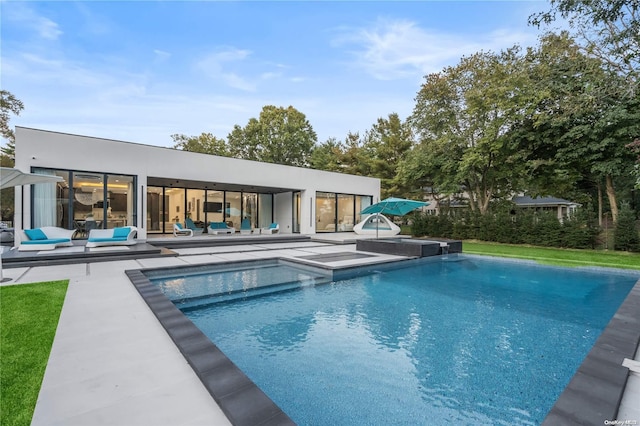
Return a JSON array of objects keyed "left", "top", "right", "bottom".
[{"left": 2, "top": 1, "right": 551, "bottom": 148}]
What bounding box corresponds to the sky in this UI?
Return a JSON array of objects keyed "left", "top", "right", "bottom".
[{"left": 1, "top": 0, "right": 552, "bottom": 148}]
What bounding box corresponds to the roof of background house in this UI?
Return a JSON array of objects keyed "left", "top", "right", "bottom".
[{"left": 512, "top": 195, "right": 580, "bottom": 207}]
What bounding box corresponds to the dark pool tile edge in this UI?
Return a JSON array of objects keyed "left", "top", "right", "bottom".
[
  {"left": 542, "top": 277, "right": 640, "bottom": 426},
  {"left": 124, "top": 269, "right": 296, "bottom": 426}
]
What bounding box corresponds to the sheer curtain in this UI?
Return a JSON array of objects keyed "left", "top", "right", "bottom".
[{"left": 32, "top": 169, "right": 57, "bottom": 228}]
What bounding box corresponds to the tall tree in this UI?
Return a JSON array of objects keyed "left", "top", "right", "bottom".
[
  {"left": 407, "top": 48, "right": 529, "bottom": 214},
  {"left": 516, "top": 32, "right": 639, "bottom": 222},
  {"left": 530, "top": 0, "right": 639, "bottom": 96},
  {"left": 171, "top": 132, "right": 230, "bottom": 156},
  {"left": 1, "top": 90, "right": 24, "bottom": 159},
  {"left": 227, "top": 105, "right": 317, "bottom": 167},
  {"left": 310, "top": 137, "right": 345, "bottom": 172},
  {"left": 365, "top": 113, "right": 414, "bottom": 198}
]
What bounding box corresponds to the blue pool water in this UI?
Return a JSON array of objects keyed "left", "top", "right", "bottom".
[{"left": 149, "top": 257, "right": 638, "bottom": 425}]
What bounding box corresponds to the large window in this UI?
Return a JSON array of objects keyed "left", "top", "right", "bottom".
[
  {"left": 243, "top": 193, "right": 258, "bottom": 229},
  {"left": 146, "top": 187, "right": 164, "bottom": 232},
  {"left": 205, "top": 190, "right": 225, "bottom": 225},
  {"left": 226, "top": 192, "right": 242, "bottom": 230},
  {"left": 259, "top": 194, "right": 273, "bottom": 228},
  {"left": 31, "top": 168, "right": 136, "bottom": 237},
  {"left": 316, "top": 192, "right": 372, "bottom": 233},
  {"left": 316, "top": 192, "right": 336, "bottom": 232}
]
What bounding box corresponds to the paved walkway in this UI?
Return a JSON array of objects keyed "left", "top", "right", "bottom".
[{"left": 2, "top": 240, "right": 639, "bottom": 425}]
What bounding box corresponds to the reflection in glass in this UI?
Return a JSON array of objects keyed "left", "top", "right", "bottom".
[
  {"left": 107, "top": 174, "right": 134, "bottom": 229},
  {"left": 259, "top": 194, "right": 273, "bottom": 228},
  {"left": 337, "top": 194, "right": 355, "bottom": 232},
  {"left": 243, "top": 193, "right": 258, "bottom": 229}
]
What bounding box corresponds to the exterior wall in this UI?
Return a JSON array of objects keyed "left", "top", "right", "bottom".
[{"left": 14, "top": 127, "right": 380, "bottom": 240}]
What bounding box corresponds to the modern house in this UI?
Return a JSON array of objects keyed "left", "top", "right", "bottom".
[{"left": 13, "top": 127, "right": 380, "bottom": 242}]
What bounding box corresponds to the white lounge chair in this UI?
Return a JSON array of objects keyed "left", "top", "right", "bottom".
[
  {"left": 261, "top": 223, "right": 279, "bottom": 234},
  {"left": 173, "top": 223, "right": 192, "bottom": 237},
  {"left": 19, "top": 226, "right": 75, "bottom": 251},
  {"left": 86, "top": 226, "right": 138, "bottom": 247}
]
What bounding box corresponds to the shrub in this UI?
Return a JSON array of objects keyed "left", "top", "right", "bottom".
[{"left": 614, "top": 203, "right": 640, "bottom": 252}]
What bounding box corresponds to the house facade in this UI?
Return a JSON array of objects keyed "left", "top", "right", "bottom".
[{"left": 13, "top": 127, "right": 380, "bottom": 241}]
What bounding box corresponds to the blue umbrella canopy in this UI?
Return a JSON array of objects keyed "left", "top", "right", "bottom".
[{"left": 361, "top": 197, "right": 429, "bottom": 216}]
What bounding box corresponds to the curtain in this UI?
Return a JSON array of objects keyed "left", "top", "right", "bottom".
[{"left": 32, "top": 169, "right": 57, "bottom": 228}]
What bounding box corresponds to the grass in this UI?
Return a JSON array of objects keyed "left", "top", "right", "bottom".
[
  {"left": 462, "top": 240, "right": 640, "bottom": 270},
  {"left": 1, "top": 280, "right": 69, "bottom": 426}
]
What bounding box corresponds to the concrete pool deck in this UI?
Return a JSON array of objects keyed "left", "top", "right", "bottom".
[{"left": 2, "top": 239, "right": 639, "bottom": 425}]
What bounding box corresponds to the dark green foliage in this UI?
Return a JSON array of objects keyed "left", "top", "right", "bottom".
[
  {"left": 614, "top": 203, "right": 640, "bottom": 251},
  {"left": 411, "top": 206, "right": 600, "bottom": 250}
]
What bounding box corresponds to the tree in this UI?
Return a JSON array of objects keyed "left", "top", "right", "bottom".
[
  {"left": 407, "top": 48, "right": 529, "bottom": 214},
  {"left": 227, "top": 105, "right": 317, "bottom": 167},
  {"left": 171, "top": 132, "right": 230, "bottom": 156},
  {"left": 1, "top": 90, "right": 24, "bottom": 159},
  {"left": 365, "top": 113, "right": 414, "bottom": 198},
  {"left": 515, "top": 32, "right": 639, "bottom": 223},
  {"left": 530, "top": 0, "right": 639, "bottom": 96},
  {"left": 310, "top": 137, "right": 344, "bottom": 172}
]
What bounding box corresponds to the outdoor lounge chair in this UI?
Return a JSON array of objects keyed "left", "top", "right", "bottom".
[
  {"left": 208, "top": 222, "right": 236, "bottom": 235},
  {"left": 19, "top": 226, "right": 75, "bottom": 251},
  {"left": 185, "top": 218, "right": 204, "bottom": 235},
  {"left": 260, "top": 223, "right": 279, "bottom": 234},
  {"left": 173, "top": 223, "right": 192, "bottom": 237},
  {"left": 86, "top": 226, "right": 137, "bottom": 248},
  {"left": 240, "top": 218, "right": 253, "bottom": 234}
]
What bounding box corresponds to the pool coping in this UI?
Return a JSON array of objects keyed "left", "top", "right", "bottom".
[
  {"left": 542, "top": 277, "right": 640, "bottom": 425},
  {"left": 126, "top": 255, "right": 640, "bottom": 425}
]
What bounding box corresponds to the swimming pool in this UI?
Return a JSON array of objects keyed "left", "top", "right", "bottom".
[{"left": 147, "top": 257, "right": 638, "bottom": 425}]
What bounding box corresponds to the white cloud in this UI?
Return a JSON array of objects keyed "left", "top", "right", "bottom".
[
  {"left": 195, "top": 47, "right": 256, "bottom": 91},
  {"left": 4, "top": 2, "right": 63, "bottom": 40},
  {"left": 334, "top": 18, "right": 538, "bottom": 80}
]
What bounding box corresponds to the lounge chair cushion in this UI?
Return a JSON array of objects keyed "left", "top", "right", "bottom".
[
  {"left": 25, "top": 228, "right": 47, "bottom": 240},
  {"left": 88, "top": 237, "right": 128, "bottom": 243},
  {"left": 112, "top": 227, "right": 131, "bottom": 238},
  {"left": 269, "top": 223, "right": 277, "bottom": 229}
]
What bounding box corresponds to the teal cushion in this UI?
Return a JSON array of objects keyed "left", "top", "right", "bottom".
[
  {"left": 175, "top": 223, "right": 183, "bottom": 229},
  {"left": 112, "top": 227, "right": 130, "bottom": 238},
  {"left": 269, "top": 223, "right": 277, "bottom": 229},
  {"left": 25, "top": 228, "right": 47, "bottom": 240}
]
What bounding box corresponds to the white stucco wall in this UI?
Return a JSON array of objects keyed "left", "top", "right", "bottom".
[{"left": 14, "top": 127, "right": 380, "bottom": 239}]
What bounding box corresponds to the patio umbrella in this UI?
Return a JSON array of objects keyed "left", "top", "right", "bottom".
[
  {"left": 0, "top": 167, "right": 64, "bottom": 282},
  {"left": 0, "top": 167, "right": 63, "bottom": 190},
  {"left": 360, "top": 197, "right": 429, "bottom": 238}
]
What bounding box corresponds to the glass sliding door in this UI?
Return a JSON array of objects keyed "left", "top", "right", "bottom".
[
  {"left": 258, "top": 194, "right": 273, "bottom": 228},
  {"left": 226, "top": 191, "right": 242, "bottom": 230},
  {"left": 356, "top": 195, "right": 372, "bottom": 224},
  {"left": 292, "top": 192, "right": 301, "bottom": 233},
  {"left": 32, "top": 168, "right": 68, "bottom": 229},
  {"left": 243, "top": 193, "right": 258, "bottom": 229},
  {"left": 186, "top": 189, "right": 205, "bottom": 230},
  {"left": 107, "top": 174, "right": 134, "bottom": 228},
  {"left": 316, "top": 192, "right": 336, "bottom": 232},
  {"left": 205, "top": 190, "right": 225, "bottom": 226},
  {"left": 72, "top": 172, "right": 104, "bottom": 234},
  {"left": 165, "top": 187, "right": 185, "bottom": 228},
  {"left": 147, "top": 186, "right": 163, "bottom": 233},
  {"left": 337, "top": 194, "right": 355, "bottom": 231}
]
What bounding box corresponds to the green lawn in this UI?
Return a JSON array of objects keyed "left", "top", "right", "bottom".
[
  {"left": 463, "top": 240, "right": 640, "bottom": 270},
  {"left": 1, "top": 280, "right": 69, "bottom": 426}
]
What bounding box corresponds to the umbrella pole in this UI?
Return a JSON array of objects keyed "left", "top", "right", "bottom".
[{"left": 376, "top": 213, "right": 379, "bottom": 239}]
